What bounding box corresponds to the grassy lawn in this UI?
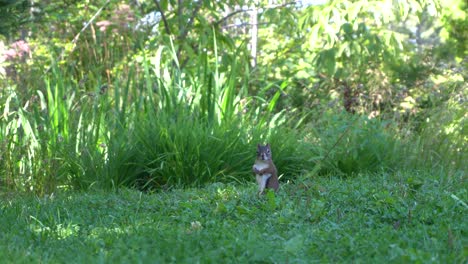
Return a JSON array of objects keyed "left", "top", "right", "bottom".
[{"left": 1, "top": 171, "right": 466, "bottom": 263}]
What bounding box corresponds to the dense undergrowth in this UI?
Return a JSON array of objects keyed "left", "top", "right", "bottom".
[
  {"left": 0, "top": 0, "right": 466, "bottom": 194},
  {"left": 0, "top": 52, "right": 466, "bottom": 193},
  {"left": 0, "top": 61, "right": 467, "bottom": 193}
]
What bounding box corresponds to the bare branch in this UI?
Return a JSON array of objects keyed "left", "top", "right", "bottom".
[
  {"left": 214, "top": 1, "right": 298, "bottom": 26},
  {"left": 176, "top": 0, "right": 203, "bottom": 69},
  {"left": 222, "top": 22, "right": 270, "bottom": 29},
  {"left": 152, "top": 0, "right": 171, "bottom": 35},
  {"left": 214, "top": 8, "right": 248, "bottom": 27}
]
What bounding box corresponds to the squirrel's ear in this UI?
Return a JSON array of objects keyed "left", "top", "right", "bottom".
[
  {"left": 257, "top": 143, "right": 261, "bottom": 148},
  {"left": 266, "top": 143, "right": 270, "bottom": 147}
]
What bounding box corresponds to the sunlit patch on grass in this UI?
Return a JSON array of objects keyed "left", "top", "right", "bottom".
[
  {"left": 89, "top": 226, "right": 128, "bottom": 238},
  {"left": 29, "top": 220, "right": 80, "bottom": 240}
]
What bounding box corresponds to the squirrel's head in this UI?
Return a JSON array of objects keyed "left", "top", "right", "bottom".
[{"left": 256, "top": 143, "right": 272, "bottom": 161}]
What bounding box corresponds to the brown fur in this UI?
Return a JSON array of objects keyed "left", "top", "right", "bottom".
[{"left": 252, "top": 143, "right": 279, "bottom": 194}]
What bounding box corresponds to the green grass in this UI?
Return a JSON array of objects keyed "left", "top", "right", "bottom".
[{"left": 1, "top": 170, "right": 466, "bottom": 263}]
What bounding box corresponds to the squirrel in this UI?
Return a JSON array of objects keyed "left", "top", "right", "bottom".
[{"left": 252, "top": 143, "right": 279, "bottom": 194}]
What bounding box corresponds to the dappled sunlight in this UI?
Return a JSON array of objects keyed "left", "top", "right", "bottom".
[{"left": 29, "top": 221, "right": 80, "bottom": 240}]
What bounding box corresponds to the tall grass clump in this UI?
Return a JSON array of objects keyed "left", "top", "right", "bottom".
[
  {"left": 122, "top": 41, "right": 313, "bottom": 190},
  {"left": 0, "top": 62, "right": 117, "bottom": 193},
  {"left": 301, "top": 101, "right": 466, "bottom": 178},
  {"left": 0, "top": 33, "right": 313, "bottom": 192},
  {"left": 402, "top": 87, "right": 467, "bottom": 173},
  {"left": 302, "top": 112, "right": 404, "bottom": 177},
  {"left": 131, "top": 109, "right": 315, "bottom": 189}
]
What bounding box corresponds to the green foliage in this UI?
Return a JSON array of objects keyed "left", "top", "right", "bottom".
[
  {"left": 306, "top": 113, "right": 402, "bottom": 176},
  {"left": 0, "top": 171, "right": 465, "bottom": 262},
  {"left": 410, "top": 84, "right": 467, "bottom": 172},
  {"left": 0, "top": 0, "right": 30, "bottom": 37},
  {"left": 0, "top": 0, "right": 465, "bottom": 193},
  {"left": 436, "top": 0, "right": 467, "bottom": 59},
  {"left": 1, "top": 31, "right": 308, "bottom": 191}
]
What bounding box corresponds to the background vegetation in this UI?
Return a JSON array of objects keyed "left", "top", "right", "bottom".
[{"left": 1, "top": 0, "right": 465, "bottom": 193}]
